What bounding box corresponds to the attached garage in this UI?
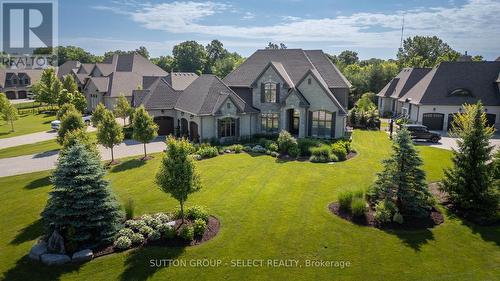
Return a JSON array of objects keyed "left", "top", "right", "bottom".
[
  {"left": 17, "top": 91, "right": 27, "bottom": 99},
  {"left": 5, "top": 91, "right": 16, "bottom": 99},
  {"left": 154, "top": 116, "right": 174, "bottom": 136},
  {"left": 422, "top": 113, "right": 444, "bottom": 131}
]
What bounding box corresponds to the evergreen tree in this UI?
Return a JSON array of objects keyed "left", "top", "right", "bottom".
[
  {"left": 441, "top": 103, "right": 499, "bottom": 221},
  {"left": 97, "top": 111, "right": 124, "bottom": 163},
  {"left": 369, "top": 127, "right": 433, "bottom": 218},
  {"left": 114, "top": 94, "right": 131, "bottom": 126},
  {"left": 91, "top": 103, "right": 107, "bottom": 127},
  {"left": 156, "top": 137, "right": 201, "bottom": 223},
  {"left": 132, "top": 106, "right": 158, "bottom": 158},
  {"left": 57, "top": 110, "right": 84, "bottom": 144},
  {"left": 41, "top": 142, "right": 123, "bottom": 250}
]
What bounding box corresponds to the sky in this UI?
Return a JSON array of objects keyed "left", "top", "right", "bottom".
[{"left": 58, "top": 0, "right": 500, "bottom": 60}]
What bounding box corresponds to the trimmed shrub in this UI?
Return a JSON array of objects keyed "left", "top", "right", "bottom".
[
  {"left": 193, "top": 218, "right": 207, "bottom": 236},
  {"left": 130, "top": 233, "right": 145, "bottom": 244},
  {"left": 153, "top": 213, "right": 171, "bottom": 223},
  {"left": 393, "top": 212, "right": 404, "bottom": 224},
  {"left": 117, "top": 228, "right": 134, "bottom": 239},
  {"left": 331, "top": 143, "right": 347, "bottom": 161},
  {"left": 197, "top": 145, "right": 219, "bottom": 158},
  {"left": 270, "top": 151, "right": 279, "bottom": 158},
  {"left": 115, "top": 236, "right": 132, "bottom": 249},
  {"left": 125, "top": 219, "right": 146, "bottom": 231},
  {"left": 288, "top": 144, "right": 300, "bottom": 158},
  {"left": 338, "top": 191, "right": 353, "bottom": 210},
  {"left": 139, "top": 226, "right": 154, "bottom": 237},
  {"left": 351, "top": 198, "right": 367, "bottom": 217},
  {"left": 149, "top": 230, "right": 161, "bottom": 241},
  {"left": 297, "top": 138, "right": 321, "bottom": 156},
  {"left": 309, "top": 145, "right": 333, "bottom": 163},
  {"left": 158, "top": 224, "right": 176, "bottom": 239},
  {"left": 180, "top": 225, "right": 194, "bottom": 241},
  {"left": 251, "top": 145, "right": 266, "bottom": 153},
  {"left": 186, "top": 206, "right": 209, "bottom": 222},
  {"left": 277, "top": 130, "right": 298, "bottom": 154},
  {"left": 374, "top": 200, "right": 398, "bottom": 223},
  {"left": 227, "top": 144, "right": 244, "bottom": 153},
  {"left": 268, "top": 142, "right": 278, "bottom": 152}
]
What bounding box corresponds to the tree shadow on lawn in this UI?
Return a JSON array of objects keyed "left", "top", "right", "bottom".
[
  {"left": 443, "top": 208, "right": 500, "bottom": 247},
  {"left": 2, "top": 256, "right": 82, "bottom": 281},
  {"left": 111, "top": 159, "right": 146, "bottom": 173},
  {"left": 384, "top": 228, "right": 434, "bottom": 251},
  {"left": 119, "top": 246, "right": 185, "bottom": 281},
  {"left": 24, "top": 175, "right": 51, "bottom": 189},
  {"left": 10, "top": 218, "right": 43, "bottom": 245}
]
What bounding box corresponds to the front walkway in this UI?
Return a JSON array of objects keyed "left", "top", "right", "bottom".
[{"left": 0, "top": 137, "right": 166, "bottom": 177}]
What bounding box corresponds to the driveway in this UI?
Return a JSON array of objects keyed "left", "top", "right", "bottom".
[
  {"left": 0, "top": 137, "right": 166, "bottom": 177},
  {"left": 0, "top": 126, "right": 97, "bottom": 149},
  {"left": 414, "top": 131, "right": 500, "bottom": 152}
]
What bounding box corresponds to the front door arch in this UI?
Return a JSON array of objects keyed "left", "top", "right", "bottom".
[{"left": 189, "top": 121, "right": 199, "bottom": 142}]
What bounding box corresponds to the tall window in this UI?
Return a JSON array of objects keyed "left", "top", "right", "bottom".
[
  {"left": 264, "top": 82, "right": 277, "bottom": 103},
  {"left": 261, "top": 113, "right": 279, "bottom": 133},
  {"left": 218, "top": 118, "right": 237, "bottom": 137},
  {"left": 311, "top": 110, "right": 332, "bottom": 138}
]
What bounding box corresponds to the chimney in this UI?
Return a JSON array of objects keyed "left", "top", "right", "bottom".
[{"left": 458, "top": 51, "right": 472, "bottom": 62}]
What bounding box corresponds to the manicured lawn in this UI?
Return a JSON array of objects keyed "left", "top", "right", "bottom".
[
  {"left": 0, "top": 139, "right": 59, "bottom": 159},
  {"left": 0, "top": 112, "right": 55, "bottom": 139},
  {"left": 1, "top": 130, "right": 498, "bottom": 281}
]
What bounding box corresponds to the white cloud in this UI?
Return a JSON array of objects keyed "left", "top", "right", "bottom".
[
  {"left": 92, "top": 0, "right": 500, "bottom": 55},
  {"left": 242, "top": 12, "right": 255, "bottom": 20}
]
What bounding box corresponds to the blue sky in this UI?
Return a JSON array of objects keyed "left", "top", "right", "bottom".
[{"left": 58, "top": 0, "right": 500, "bottom": 60}]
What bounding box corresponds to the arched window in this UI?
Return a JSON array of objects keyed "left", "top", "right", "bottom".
[{"left": 311, "top": 110, "right": 333, "bottom": 138}]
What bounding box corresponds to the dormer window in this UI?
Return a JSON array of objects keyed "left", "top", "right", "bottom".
[
  {"left": 449, "top": 88, "right": 473, "bottom": 97},
  {"left": 264, "top": 82, "right": 277, "bottom": 103}
]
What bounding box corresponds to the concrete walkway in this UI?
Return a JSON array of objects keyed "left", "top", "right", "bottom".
[
  {"left": 0, "top": 137, "right": 166, "bottom": 177},
  {"left": 0, "top": 126, "right": 97, "bottom": 149}
]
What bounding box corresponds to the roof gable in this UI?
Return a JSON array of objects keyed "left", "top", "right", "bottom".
[
  {"left": 296, "top": 69, "right": 347, "bottom": 114},
  {"left": 250, "top": 61, "right": 293, "bottom": 88}
]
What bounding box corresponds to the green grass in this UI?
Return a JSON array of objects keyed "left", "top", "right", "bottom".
[
  {"left": 0, "top": 139, "right": 60, "bottom": 159},
  {"left": 0, "top": 112, "right": 55, "bottom": 139},
  {"left": 1, "top": 130, "right": 499, "bottom": 281}
]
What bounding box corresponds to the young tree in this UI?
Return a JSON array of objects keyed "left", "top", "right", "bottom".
[
  {"left": 0, "top": 92, "right": 9, "bottom": 111},
  {"left": 132, "top": 106, "right": 158, "bottom": 159},
  {"left": 41, "top": 142, "right": 123, "bottom": 250},
  {"left": 61, "top": 128, "right": 97, "bottom": 156},
  {"left": 91, "top": 103, "right": 107, "bottom": 127},
  {"left": 2, "top": 103, "right": 19, "bottom": 132},
  {"left": 62, "top": 75, "right": 79, "bottom": 94},
  {"left": 156, "top": 137, "right": 201, "bottom": 223},
  {"left": 368, "top": 127, "right": 433, "bottom": 218},
  {"left": 57, "top": 110, "right": 84, "bottom": 144},
  {"left": 440, "top": 102, "right": 499, "bottom": 221},
  {"left": 114, "top": 94, "right": 131, "bottom": 126},
  {"left": 33, "top": 68, "right": 57, "bottom": 107},
  {"left": 72, "top": 92, "right": 87, "bottom": 113},
  {"left": 97, "top": 111, "right": 124, "bottom": 163},
  {"left": 52, "top": 78, "right": 64, "bottom": 107},
  {"left": 56, "top": 103, "right": 77, "bottom": 120}
]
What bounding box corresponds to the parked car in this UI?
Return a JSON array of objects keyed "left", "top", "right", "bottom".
[
  {"left": 51, "top": 115, "right": 92, "bottom": 131},
  {"left": 403, "top": 124, "right": 441, "bottom": 143}
]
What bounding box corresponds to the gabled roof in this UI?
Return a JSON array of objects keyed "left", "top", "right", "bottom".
[
  {"left": 175, "top": 74, "right": 257, "bottom": 115},
  {"left": 250, "top": 61, "right": 294, "bottom": 88},
  {"left": 164, "top": 72, "right": 198, "bottom": 90},
  {"left": 223, "top": 49, "right": 350, "bottom": 89},
  {"left": 377, "top": 68, "right": 432, "bottom": 98},
  {"left": 77, "top": 63, "right": 94, "bottom": 74},
  {"left": 88, "top": 77, "right": 109, "bottom": 92},
  {"left": 136, "top": 78, "right": 182, "bottom": 110},
  {"left": 57, "top": 61, "right": 80, "bottom": 79},
  {"left": 0, "top": 69, "right": 43, "bottom": 88},
  {"left": 399, "top": 61, "right": 500, "bottom": 106}
]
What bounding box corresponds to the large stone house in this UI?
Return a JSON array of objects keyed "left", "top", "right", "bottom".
[
  {"left": 133, "top": 49, "right": 351, "bottom": 142},
  {"left": 0, "top": 69, "right": 43, "bottom": 99},
  {"left": 377, "top": 60, "right": 500, "bottom": 131}
]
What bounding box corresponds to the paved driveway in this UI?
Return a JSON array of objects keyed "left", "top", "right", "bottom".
[
  {"left": 0, "top": 137, "right": 166, "bottom": 177},
  {"left": 0, "top": 126, "right": 97, "bottom": 149},
  {"left": 414, "top": 131, "right": 500, "bottom": 152}
]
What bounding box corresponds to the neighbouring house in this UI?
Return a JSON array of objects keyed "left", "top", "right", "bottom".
[
  {"left": 82, "top": 53, "right": 167, "bottom": 111},
  {"left": 133, "top": 49, "right": 351, "bottom": 142},
  {"left": 0, "top": 69, "right": 43, "bottom": 99},
  {"left": 377, "top": 58, "right": 500, "bottom": 131}
]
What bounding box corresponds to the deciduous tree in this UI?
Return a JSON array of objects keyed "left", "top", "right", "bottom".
[
  {"left": 97, "top": 111, "right": 124, "bottom": 163},
  {"left": 132, "top": 106, "right": 158, "bottom": 159},
  {"left": 114, "top": 94, "right": 131, "bottom": 126}
]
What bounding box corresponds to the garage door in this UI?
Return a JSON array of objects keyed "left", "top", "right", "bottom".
[
  {"left": 154, "top": 116, "right": 174, "bottom": 136},
  {"left": 486, "top": 114, "right": 496, "bottom": 128},
  {"left": 5, "top": 91, "right": 16, "bottom": 99},
  {"left": 18, "top": 91, "right": 27, "bottom": 99},
  {"left": 422, "top": 113, "right": 444, "bottom": 130}
]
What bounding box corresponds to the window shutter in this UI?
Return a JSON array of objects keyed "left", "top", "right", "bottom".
[
  {"left": 331, "top": 112, "right": 336, "bottom": 139},
  {"left": 217, "top": 119, "right": 222, "bottom": 138},
  {"left": 236, "top": 118, "right": 240, "bottom": 137},
  {"left": 261, "top": 83, "right": 265, "bottom": 103},
  {"left": 308, "top": 111, "right": 313, "bottom": 136},
  {"left": 276, "top": 83, "right": 280, "bottom": 103}
]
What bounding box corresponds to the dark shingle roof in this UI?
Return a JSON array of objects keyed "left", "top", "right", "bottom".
[
  {"left": 399, "top": 61, "right": 500, "bottom": 106},
  {"left": 377, "top": 68, "right": 432, "bottom": 98},
  {"left": 57, "top": 61, "right": 80, "bottom": 79},
  {"left": 139, "top": 78, "right": 182, "bottom": 110},
  {"left": 0, "top": 69, "right": 43, "bottom": 88},
  {"left": 164, "top": 72, "right": 198, "bottom": 90},
  {"left": 176, "top": 75, "right": 257, "bottom": 115},
  {"left": 223, "top": 49, "right": 350, "bottom": 88}
]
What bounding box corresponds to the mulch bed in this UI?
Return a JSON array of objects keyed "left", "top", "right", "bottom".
[
  {"left": 328, "top": 202, "right": 444, "bottom": 230},
  {"left": 93, "top": 215, "right": 220, "bottom": 259}
]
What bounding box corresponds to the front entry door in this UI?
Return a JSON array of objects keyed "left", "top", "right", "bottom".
[{"left": 288, "top": 109, "right": 300, "bottom": 136}]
